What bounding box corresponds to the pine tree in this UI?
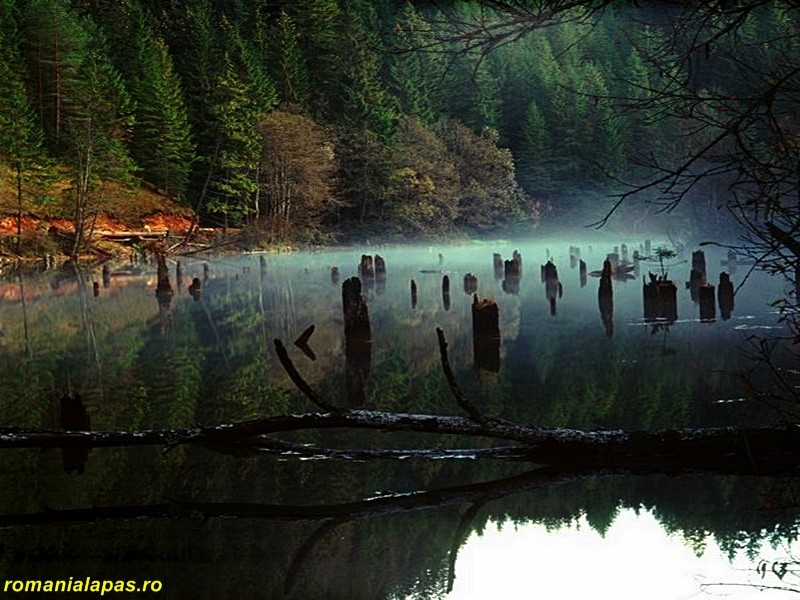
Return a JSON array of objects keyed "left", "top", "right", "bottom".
[
  {"left": 205, "top": 53, "right": 262, "bottom": 227},
  {"left": 517, "top": 101, "right": 551, "bottom": 194},
  {"left": 0, "top": 0, "right": 45, "bottom": 250},
  {"left": 268, "top": 11, "right": 311, "bottom": 108}
]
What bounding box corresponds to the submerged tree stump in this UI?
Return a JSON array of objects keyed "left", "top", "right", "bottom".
[
  {"left": 342, "top": 278, "right": 371, "bottom": 405},
  {"left": 155, "top": 253, "right": 174, "bottom": 307},
  {"left": 543, "top": 261, "right": 560, "bottom": 316},
  {"left": 358, "top": 255, "right": 374, "bottom": 280},
  {"left": 189, "top": 277, "right": 202, "bottom": 301},
  {"left": 442, "top": 275, "right": 451, "bottom": 311},
  {"left": 102, "top": 264, "right": 110, "bottom": 289},
  {"left": 718, "top": 272, "right": 734, "bottom": 320},
  {"left": 512, "top": 250, "right": 522, "bottom": 276},
  {"left": 472, "top": 295, "right": 500, "bottom": 372},
  {"left": 463, "top": 273, "right": 478, "bottom": 295},
  {"left": 375, "top": 255, "right": 386, "bottom": 279},
  {"left": 410, "top": 279, "right": 418, "bottom": 309},
  {"left": 699, "top": 284, "right": 716, "bottom": 321},
  {"left": 331, "top": 267, "right": 340, "bottom": 285},
  {"left": 643, "top": 273, "right": 677, "bottom": 322}
]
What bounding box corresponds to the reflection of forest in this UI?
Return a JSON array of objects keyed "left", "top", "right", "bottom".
[{"left": 0, "top": 247, "right": 795, "bottom": 598}]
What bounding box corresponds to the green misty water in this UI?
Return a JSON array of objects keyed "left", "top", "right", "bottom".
[{"left": 0, "top": 235, "right": 797, "bottom": 599}]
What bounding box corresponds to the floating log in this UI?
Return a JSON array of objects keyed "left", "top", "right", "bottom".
[
  {"left": 342, "top": 277, "right": 371, "bottom": 342},
  {"left": 699, "top": 284, "right": 716, "bottom": 322},
  {"left": 718, "top": 273, "right": 734, "bottom": 320},
  {"left": 598, "top": 260, "right": 614, "bottom": 337},
  {"left": 410, "top": 279, "right": 417, "bottom": 309},
  {"left": 331, "top": 267, "right": 340, "bottom": 285},
  {"left": 579, "top": 259, "right": 587, "bottom": 288},
  {"left": 643, "top": 274, "right": 677, "bottom": 322},
  {"left": 463, "top": 273, "right": 478, "bottom": 295},
  {"left": 442, "top": 275, "right": 451, "bottom": 311},
  {"left": 493, "top": 253, "right": 504, "bottom": 280},
  {"left": 472, "top": 295, "right": 500, "bottom": 372}
]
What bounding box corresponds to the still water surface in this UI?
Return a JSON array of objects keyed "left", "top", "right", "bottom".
[{"left": 0, "top": 234, "right": 797, "bottom": 599}]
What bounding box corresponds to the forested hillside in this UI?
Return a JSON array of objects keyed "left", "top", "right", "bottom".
[{"left": 0, "top": 1, "right": 795, "bottom": 241}]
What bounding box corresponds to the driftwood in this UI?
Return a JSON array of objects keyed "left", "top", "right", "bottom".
[{"left": 0, "top": 329, "right": 799, "bottom": 475}]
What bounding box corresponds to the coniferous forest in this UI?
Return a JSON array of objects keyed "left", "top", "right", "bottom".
[{"left": 3, "top": 1, "right": 795, "bottom": 244}]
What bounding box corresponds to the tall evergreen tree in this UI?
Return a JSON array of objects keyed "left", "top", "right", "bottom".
[{"left": 267, "top": 11, "right": 311, "bottom": 108}]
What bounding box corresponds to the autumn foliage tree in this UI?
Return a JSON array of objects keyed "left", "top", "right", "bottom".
[{"left": 257, "top": 109, "right": 336, "bottom": 241}]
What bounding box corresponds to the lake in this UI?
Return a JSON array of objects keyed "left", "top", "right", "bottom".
[{"left": 0, "top": 234, "right": 798, "bottom": 599}]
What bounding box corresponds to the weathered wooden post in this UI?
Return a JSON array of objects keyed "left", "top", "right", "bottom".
[
  {"left": 411, "top": 279, "right": 417, "bottom": 309},
  {"left": 598, "top": 260, "right": 614, "bottom": 337},
  {"left": 718, "top": 272, "right": 734, "bottom": 320},
  {"left": 463, "top": 273, "right": 478, "bottom": 295},
  {"left": 493, "top": 253, "right": 504, "bottom": 280},
  {"left": 442, "top": 275, "right": 451, "bottom": 311},
  {"left": 472, "top": 295, "right": 500, "bottom": 372},
  {"left": 342, "top": 277, "right": 371, "bottom": 406},
  {"left": 331, "top": 266, "right": 340, "bottom": 285},
  {"left": 579, "top": 259, "right": 587, "bottom": 288}
]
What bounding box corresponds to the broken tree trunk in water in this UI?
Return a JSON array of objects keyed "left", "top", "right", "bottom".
[
  {"left": 643, "top": 273, "right": 677, "bottom": 323},
  {"left": 543, "top": 260, "right": 560, "bottom": 316},
  {"left": 472, "top": 295, "right": 500, "bottom": 372},
  {"left": 718, "top": 273, "right": 734, "bottom": 320},
  {"left": 410, "top": 279, "right": 417, "bottom": 309},
  {"left": 579, "top": 259, "right": 587, "bottom": 288},
  {"left": 598, "top": 260, "right": 614, "bottom": 337},
  {"left": 442, "top": 275, "right": 450, "bottom": 311},
  {"left": 503, "top": 258, "right": 520, "bottom": 294},
  {"left": 493, "top": 253, "right": 504, "bottom": 280}
]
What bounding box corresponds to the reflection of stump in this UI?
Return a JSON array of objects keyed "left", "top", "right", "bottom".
[
  {"left": 442, "top": 275, "right": 451, "bottom": 311},
  {"left": 59, "top": 393, "right": 90, "bottom": 475},
  {"left": 343, "top": 277, "right": 371, "bottom": 406},
  {"left": 410, "top": 279, "right": 417, "bottom": 309},
  {"left": 643, "top": 274, "right": 677, "bottom": 322},
  {"left": 543, "top": 261, "right": 559, "bottom": 316},
  {"left": 463, "top": 273, "right": 478, "bottom": 295},
  {"left": 203, "top": 262, "right": 209, "bottom": 283},
  {"left": 688, "top": 268, "right": 706, "bottom": 302},
  {"left": 579, "top": 259, "right": 587, "bottom": 288},
  {"left": 692, "top": 250, "right": 706, "bottom": 277},
  {"left": 718, "top": 272, "right": 734, "bottom": 320},
  {"left": 493, "top": 253, "right": 504, "bottom": 280},
  {"left": 504, "top": 258, "right": 520, "bottom": 294},
  {"left": 189, "top": 277, "right": 202, "bottom": 301},
  {"left": 331, "top": 267, "right": 340, "bottom": 285},
  {"left": 342, "top": 277, "right": 371, "bottom": 341},
  {"left": 492, "top": 253, "right": 504, "bottom": 280},
  {"left": 598, "top": 260, "right": 614, "bottom": 337},
  {"left": 699, "top": 284, "right": 716, "bottom": 321},
  {"left": 176, "top": 261, "right": 183, "bottom": 291},
  {"left": 374, "top": 255, "right": 386, "bottom": 295},
  {"left": 472, "top": 295, "right": 500, "bottom": 372}
]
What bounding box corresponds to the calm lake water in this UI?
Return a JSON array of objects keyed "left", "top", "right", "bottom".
[{"left": 0, "top": 234, "right": 798, "bottom": 599}]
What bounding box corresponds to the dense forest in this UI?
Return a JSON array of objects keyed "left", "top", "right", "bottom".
[{"left": 2, "top": 1, "right": 795, "bottom": 243}]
